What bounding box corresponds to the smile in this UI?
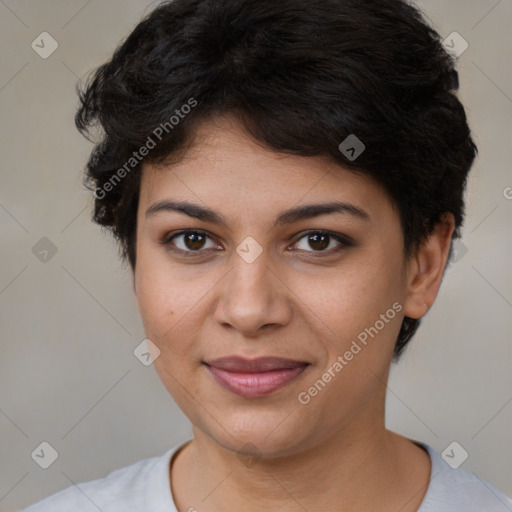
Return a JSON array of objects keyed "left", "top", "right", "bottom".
[{"left": 203, "top": 356, "right": 310, "bottom": 398}]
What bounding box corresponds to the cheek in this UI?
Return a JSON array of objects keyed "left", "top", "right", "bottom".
[
  {"left": 135, "top": 244, "right": 186, "bottom": 333},
  {"left": 137, "top": 267, "right": 206, "bottom": 401},
  {"left": 134, "top": 249, "right": 215, "bottom": 363},
  {"left": 312, "top": 253, "right": 403, "bottom": 358},
  {"left": 135, "top": 272, "right": 175, "bottom": 340}
]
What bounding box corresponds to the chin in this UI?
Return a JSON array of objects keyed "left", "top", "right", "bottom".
[{"left": 198, "top": 412, "right": 315, "bottom": 461}]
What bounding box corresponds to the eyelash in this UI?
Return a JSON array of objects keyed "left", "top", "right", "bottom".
[{"left": 159, "top": 229, "right": 355, "bottom": 258}]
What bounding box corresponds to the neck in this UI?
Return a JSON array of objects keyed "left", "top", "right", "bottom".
[{"left": 171, "top": 411, "right": 430, "bottom": 511}]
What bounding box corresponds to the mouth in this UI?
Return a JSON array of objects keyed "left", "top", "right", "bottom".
[{"left": 203, "top": 356, "right": 310, "bottom": 398}]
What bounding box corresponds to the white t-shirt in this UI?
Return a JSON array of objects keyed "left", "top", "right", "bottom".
[{"left": 19, "top": 440, "right": 512, "bottom": 512}]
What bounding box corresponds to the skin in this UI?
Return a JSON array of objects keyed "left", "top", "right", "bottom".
[{"left": 133, "top": 114, "right": 455, "bottom": 512}]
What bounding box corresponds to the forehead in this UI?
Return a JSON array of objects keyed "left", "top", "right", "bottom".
[{"left": 138, "top": 115, "right": 397, "bottom": 226}]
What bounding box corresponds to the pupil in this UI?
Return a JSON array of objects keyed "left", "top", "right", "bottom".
[
  {"left": 309, "top": 233, "right": 328, "bottom": 250},
  {"left": 186, "top": 232, "right": 205, "bottom": 250}
]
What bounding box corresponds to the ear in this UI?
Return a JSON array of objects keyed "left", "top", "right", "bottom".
[{"left": 402, "top": 212, "right": 455, "bottom": 319}]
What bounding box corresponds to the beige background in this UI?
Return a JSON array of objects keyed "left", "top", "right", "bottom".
[{"left": 1, "top": 1, "right": 511, "bottom": 510}]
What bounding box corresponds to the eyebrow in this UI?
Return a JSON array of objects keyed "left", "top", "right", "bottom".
[{"left": 145, "top": 200, "right": 371, "bottom": 227}]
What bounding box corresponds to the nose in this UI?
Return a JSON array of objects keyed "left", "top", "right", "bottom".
[{"left": 214, "top": 249, "right": 293, "bottom": 337}]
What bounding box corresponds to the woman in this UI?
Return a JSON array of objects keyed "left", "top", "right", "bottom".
[{"left": 20, "top": 0, "right": 512, "bottom": 510}]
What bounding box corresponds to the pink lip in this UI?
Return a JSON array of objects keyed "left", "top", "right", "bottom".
[{"left": 204, "top": 357, "right": 309, "bottom": 398}]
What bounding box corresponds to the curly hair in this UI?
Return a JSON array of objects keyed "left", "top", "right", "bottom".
[{"left": 75, "top": 0, "right": 477, "bottom": 361}]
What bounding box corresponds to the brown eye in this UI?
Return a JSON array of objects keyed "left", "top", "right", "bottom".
[
  {"left": 293, "top": 231, "right": 354, "bottom": 254},
  {"left": 306, "top": 232, "right": 329, "bottom": 251},
  {"left": 181, "top": 231, "right": 207, "bottom": 250},
  {"left": 162, "top": 230, "right": 219, "bottom": 255}
]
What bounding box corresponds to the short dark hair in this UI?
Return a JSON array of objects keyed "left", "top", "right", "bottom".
[{"left": 75, "top": 0, "right": 477, "bottom": 361}]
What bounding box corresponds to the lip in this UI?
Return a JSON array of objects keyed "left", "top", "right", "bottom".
[{"left": 204, "top": 357, "right": 309, "bottom": 398}]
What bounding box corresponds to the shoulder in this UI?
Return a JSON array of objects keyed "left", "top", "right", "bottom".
[
  {"left": 418, "top": 442, "right": 512, "bottom": 512},
  {"left": 18, "top": 446, "right": 178, "bottom": 512}
]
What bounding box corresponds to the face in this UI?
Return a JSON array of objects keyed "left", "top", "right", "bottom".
[{"left": 134, "top": 115, "right": 414, "bottom": 458}]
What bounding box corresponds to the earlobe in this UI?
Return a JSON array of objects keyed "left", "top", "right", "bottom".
[{"left": 402, "top": 213, "right": 455, "bottom": 319}]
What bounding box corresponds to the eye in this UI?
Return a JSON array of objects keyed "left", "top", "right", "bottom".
[
  {"left": 160, "top": 229, "right": 354, "bottom": 257},
  {"left": 161, "top": 230, "right": 219, "bottom": 255},
  {"left": 291, "top": 230, "right": 354, "bottom": 254}
]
